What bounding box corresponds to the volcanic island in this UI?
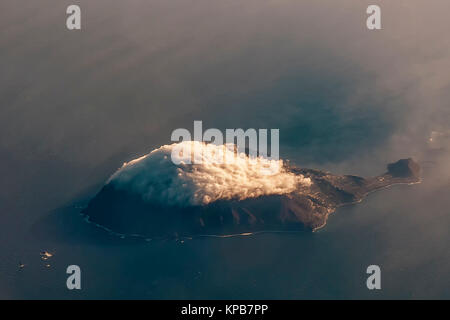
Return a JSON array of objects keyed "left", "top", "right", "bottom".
[{"left": 83, "top": 154, "right": 421, "bottom": 238}]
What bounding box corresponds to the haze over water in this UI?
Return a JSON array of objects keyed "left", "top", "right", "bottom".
[{"left": 1, "top": 1, "right": 449, "bottom": 299}]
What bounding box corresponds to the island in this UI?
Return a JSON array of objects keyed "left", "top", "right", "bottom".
[{"left": 82, "top": 158, "right": 421, "bottom": 238}]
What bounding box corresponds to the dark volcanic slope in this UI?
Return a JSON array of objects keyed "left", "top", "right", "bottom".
[{"left": 83, "top": 158, "right": 420, "bottom": 237}]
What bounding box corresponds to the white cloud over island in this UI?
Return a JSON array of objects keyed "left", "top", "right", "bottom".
[{"left": 107, "top": 141, "right": 311, "bottom": 206}]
